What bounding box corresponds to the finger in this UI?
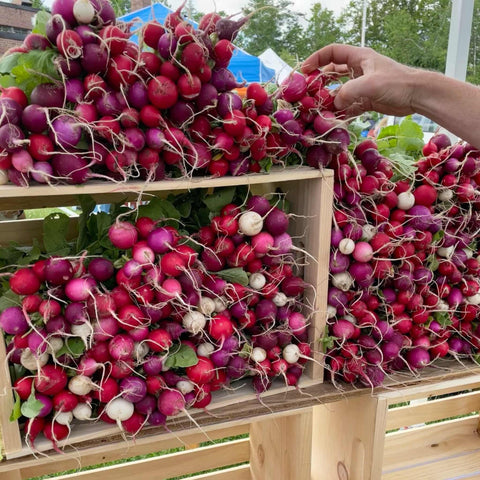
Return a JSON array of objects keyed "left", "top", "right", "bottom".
[
  {"left": 322, "top": 63, "right": 351, "bottom": 76},
  {"left": 301, "top": 44, "right": 363, "bottom": 73},
  {"left": 333, "top": 77, "right": 374, "bottom": 112}
]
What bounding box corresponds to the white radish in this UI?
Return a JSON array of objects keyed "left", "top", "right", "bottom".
[
  {"left": 250, "top": 347, "right": 267, "bottom": 363},
  {"left": 464, "top": 248, "right": 474, "bottom": 259},
  {"left": 249, "top": 272, "right": 266, "bottom": 290},
  {"left": 68, "top": 375, "right": 95, "bottom": 396},
  {"left": 197, "top": 342, "right": 215, "bottom": 357},
  {"left": 467, "top": 293, "right": 480, "bottom": 305},
  {"left": 176, "top": 379, "right": 195, "bottom": 394},
  {"left": 73, "top": 0, "right": 95, "bottom": 24},
  {"left": 20, "top": 350, "right": 48, "bottom": 370},
  {"left": 273, "top": 292, "right": 288, "bottom": 307},
  {"left": 397, "top": 191, "right": 416, "bottom": 210},
  {"left": 55, "top": 411, "right": 73, "bottom": 426},
  {"left": 71, "top": 322, "right": 93, "bottom": 346},
  {"left": 198, "top": 297, "right": 215, "bottom": 316},
  {"left": 182, "top": 311, "right": 206, "bottom": 335},
  {"left": 47, "top": 337, "right": 64, "bottom": 355},
  {"left": 134, "top": 342, "right": 149, "bottom": 362},
  {"left": 213, "top": 296, "right": 227, "bottom": 312},
  {"left": 331, "top": 272, "right": 354, "bottom": 292},
  {"left": 361, "top": 224, "right": 376, "bottom": 241},
  {"left": 105, "top": 398, "right": 134, "bottom": 422},
  {"left": 72, "top": 403, "right": 92, "bottom": 421},
  {"left": 338, "top": 238, "right": 355, "bottom": 255},
  {"left": 438, "top": 188, "right": 453, "bottom": 201},
  {"left": 238, "top": 211, "right": 263, "bottom": 236},
  {"left": 437, "top": 246, "right": 455, "bottom": 259},
  {"left": 326, "top": 305, "right": 337, "bottom": 319},
  {"left": 283, "top": 344, "right": 301, "bottom": 364}
]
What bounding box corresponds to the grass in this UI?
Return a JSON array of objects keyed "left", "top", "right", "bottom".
[
  {"left": 26, "top": 434, "right": 250, "bottom": 480},
  {"left": 24, "top": 207, "right": 80, "bottom": 219}
]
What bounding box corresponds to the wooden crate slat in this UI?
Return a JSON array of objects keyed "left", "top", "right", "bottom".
[
  {"left": 0, "top": 328, "right": 22, "bottom": 458},
  {"left": 380, "top": 372, "right": 480, "bottom": 406},
  {"left": 386, "top": 390, "right": 480, "bottom": 431},
  {"left": 49, "top": 438, "right": 250, "bottom": 480},
  {"left": 382, "top": 448, "right": 480, "bottom": 480},
  {"left": 175, "top": 465, "right": 251, "bottom": 480},
  {"left": 0, "top": 217, "right": 79, "bottom": 247},
  {"left": 2, "top": 425, "right": 249, "bottom": 479},
  {"left": 249, "top": 410, "right": 313, "bottom": 480},
  {"left": 0, "top": 168, "right": 331, "bottom": 210},
  {"left": 310, "top": 395, "right": 388, "bottom": 480},
  {"left": 383, "top": 416, "right": 480, "bottom": 471}
]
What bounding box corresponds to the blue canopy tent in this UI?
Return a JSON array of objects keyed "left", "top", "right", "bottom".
[{"left": 119, "top": 3, "right": 276, "bottom": 84}]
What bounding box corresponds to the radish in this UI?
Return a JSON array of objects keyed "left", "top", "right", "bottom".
[
  {"left": 157, "top": 389, "right": 185, "bottom": 417},
  {"left": 182, "top": 311, "right": 206, "bottom": 335},
  {"left": 105, "top": 397, "right": 134, "bottom": 423},
  {"left": 238, "top": 211, "right": 264, "bottom": 236}
]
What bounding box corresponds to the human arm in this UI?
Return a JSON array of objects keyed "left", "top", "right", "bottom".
[{"left": 301, "top": 44, "right": 480, "bottom": 148}]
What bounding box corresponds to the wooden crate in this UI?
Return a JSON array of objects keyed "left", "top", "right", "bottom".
[
  {"left": 0, "top": 167, "right": 334, "bottom": 459},
  {"left": 311, "top": 367, "right": 480, "bottom": 480}
]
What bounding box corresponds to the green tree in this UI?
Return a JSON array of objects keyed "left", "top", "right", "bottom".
[
  {"left": 301, "top": 4, "right": 343, "bottom": 60},
  {"left": 235, "top": 0, "right": 302, "bottom": 62},
  {"left": 110, "top": 0, "right": 131, "bottom": 17},
  {"left": 339, "top": 0, "right": 451, "bottom": 72}
]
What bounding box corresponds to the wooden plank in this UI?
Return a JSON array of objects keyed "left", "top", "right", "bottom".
[
  {"left": 0, "top": 167, "right": 332, "bottom": 210},
  {"left": 380, "top": 371, "right": 480, "bottom": 405},
  {"left": 249, "top": 410, "right": 313, "bottom": 480},
  {"left": 185, "top": 465, "right": 252, "bottom": 480},
  {"left": 0, "top": 217, "right": 79, "bottom": 247},
  {"left": 386, "top": 390, "right": 480, "bottom": 431},
  {"left": 311, "top": 395, "right": 388, "bottom": 480},
  {"left": 0, "top": 329, "right": 22, "bottom": 458},
  {"left": 3, "top": 424, "right": 249, "bottom": 479},
  {"left": 49, "top": 438, "right": 250, "bottom": 480},
  {"left": 286, "top": 174, "right": 333, "bottom": 381},
  {"left": 383, "top": 416, "right": 480, "bottom": 471},
  {"left": 382, "top": 449, "right": 480, "bottom": 480}
]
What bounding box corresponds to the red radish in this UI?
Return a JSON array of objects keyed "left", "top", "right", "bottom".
[
  {"left": 186, "top": 356, "right": 215, "bottom": 384},
  {"left": 157, "top": 389, "right": 185, "bottom": 417},
  {"left": 34, "top": 365, "right": 68, "bottom": 396}
]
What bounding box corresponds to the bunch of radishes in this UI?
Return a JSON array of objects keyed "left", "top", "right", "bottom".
[
  {"left": 326, "top": 132, "right": 480, "bottom": 387},
  {"left": 0, "top": 0, "right": 347, "bottom": 186},
  {"left": 0, "top": 193, "right": 313, "bottom": 450}
]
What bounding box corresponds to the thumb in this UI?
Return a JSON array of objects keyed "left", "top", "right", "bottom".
[{"left": 334, "top": 77, "right": 372, "bottom": 113}]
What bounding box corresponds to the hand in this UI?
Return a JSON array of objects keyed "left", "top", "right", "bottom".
[{"left": 301, "top": 44, "right": 420, "bottom": 117}]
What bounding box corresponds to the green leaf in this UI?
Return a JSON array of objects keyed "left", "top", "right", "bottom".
[
  {"left": 175, "top": 199, "right": 192, "bottom": 218},
  {"left": 202, "top": 187, "right": 236, "bottom": 214},
  {"left": 18, "top": 239, "right": 42, "bottom": 266},
  {"left": 164, "top": 344, "right": 198, "bottom": 369},
  {"left": 0, "top": 53, "right": 21, "bottom": 74},
  {"left": 10, "top": 391, "right": 21, "bottom": 422},
  {"left": 433, "top": 311, "right": 452, "bottom": 328},
  {"left": 432, "top": 230, "right": 445, "bottom": 243},
  {"left": 32, "top": 10, "right": 51, "bottom": 36},
  {"left": 8, "top": 49, "right": 61, "bottom": 98},
  {"left": 55, "top": 337, "right": 85, "bottom": 358},
  {"left": 0, "top": 289, "right": 21, "bottom": 310},
  {"left": 43, "top": 212, "right": 71, "bottom": 255},
  {"left": 138, "top": 197, "right": 181, "bottom": 221},
  {"left": 216, "top": 268, "right": 249, "bottom": 286},
  {"left": 259, "top": 157, "right": 273, "bottom": 172},
  {"left": 20, "top": 391, "right": 44, "bottom": 419}
]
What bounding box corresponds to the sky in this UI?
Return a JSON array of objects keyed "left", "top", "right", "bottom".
[{"left": 169, "top": 0, "right": 349, "bottom": 17}]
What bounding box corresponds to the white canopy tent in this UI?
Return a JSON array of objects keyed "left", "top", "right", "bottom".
[{"left": 258, "top": 48, "right": 293, "bottom": 84}]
